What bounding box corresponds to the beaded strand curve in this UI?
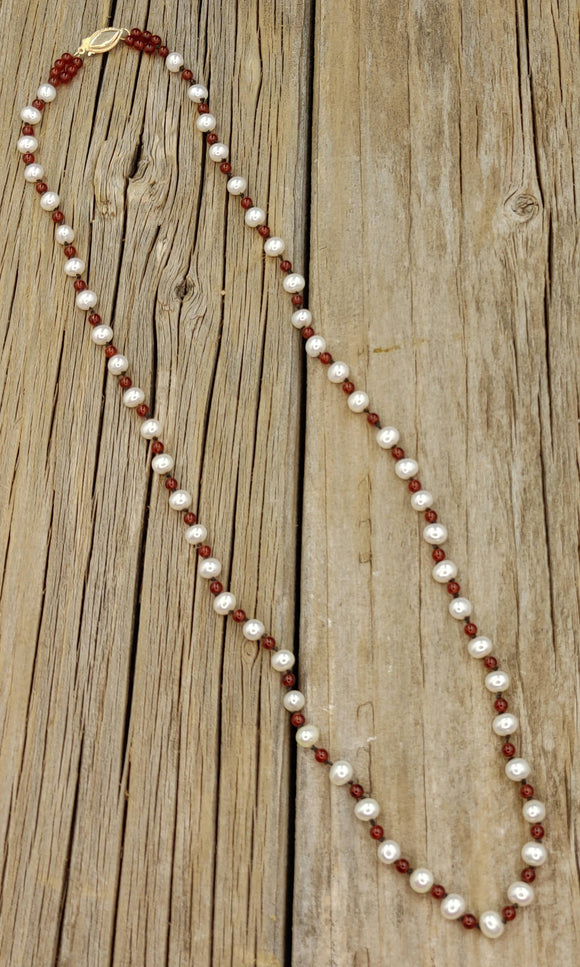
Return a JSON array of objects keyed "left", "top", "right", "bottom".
[{"left": 16, "top": 26, "right": 548, "bottom": 939}]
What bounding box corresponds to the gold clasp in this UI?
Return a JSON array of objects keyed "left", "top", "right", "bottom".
[{"left": 75, "top": 26, "right": 129, "bottom": 58}]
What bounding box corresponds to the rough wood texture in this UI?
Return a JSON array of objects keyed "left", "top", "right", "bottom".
[{"left": 1, "top": 1, "right": 579, "bottom": 964}]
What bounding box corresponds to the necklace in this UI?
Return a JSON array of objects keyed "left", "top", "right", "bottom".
[{"left": 15, "top": 24, "right": 548, "bottom": 942}]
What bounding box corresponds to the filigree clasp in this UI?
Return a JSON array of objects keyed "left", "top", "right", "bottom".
[{"left": 75, "top": 27, "right": 129, "bottom": 58}]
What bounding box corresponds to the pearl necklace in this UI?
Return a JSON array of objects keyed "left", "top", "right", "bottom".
[{"left": 16, "top": 25, "right": 548, "bottom": 940}]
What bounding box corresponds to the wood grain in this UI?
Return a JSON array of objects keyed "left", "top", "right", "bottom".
[{"left": 0, "top": 1, "right": 579, "bottom": 965}]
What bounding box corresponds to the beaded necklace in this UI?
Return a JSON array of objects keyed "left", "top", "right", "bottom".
[{"left": 15, "top": 25, "right": 548, "bottom": 940}]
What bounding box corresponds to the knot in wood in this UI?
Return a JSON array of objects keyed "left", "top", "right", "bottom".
[{"left": 504, "top": 191, "right": 540, "bottom": 222}]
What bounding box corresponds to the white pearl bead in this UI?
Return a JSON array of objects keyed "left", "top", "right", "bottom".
[
  {"left": 354, "top": 798, "right": 380, "bottom": 821},
  {"left": 55, "top": 224, "right": 74, "bottom": 244},
  {"left": 20, "top": 105, "right": 42, "bottom": 124},
  {"left": 165, "top": 51, "right": 184, "bottom": 72},
  {"left": 432, "top": 560, "right": 457, "bottom": 583},
  {"left": 195, "top": 113, "right": 216, "bottom": 132},
  {"left": 523, "top": 799, "right": 546, "bottom": 823},
  {"left": 91, "top": 325, "right": 113, "bottom": 345},
  {"left": 296, "top": 724, "right": 320, "bottom": 748},
  {"left": 226, "top": 175, "right": 247, "bottom": 195},
  {"left": 521, "top": 840, "right": 547, "bottom": 866},
  {"left": 271, "top": 650, "right": 295, "bottom": 672},
  {"left": 123, "top": 387, "right": 145, "bottom": 408},
  {"left": 37, "top": 83, "right": 57, "bottom": 102},
  {"left": 485, "top": 669, "right": 510, "bottom": 693},
  {"left": 185, "top": 523, "right": 208, "bottom": 545},
  {"left": 187, "top": 83, "right": 208, "bottom": 102},
  {"left": 75, "top": 289, "right": 98, "bottom": 310},
  {"left": 328, "top": 760, "right": 353, "bottom": 785},
  {"left": 17, "top": 135, "right": 38, "bottom": 153},
  {"left": 347, "top": 391, "right": 369, "bottom": 413},
  {"left": 208, "top": 142, "right": 229, "bottom": 162},
  {"left": 423, "top": 522, "right": 448, "bottom": 544},
  {"left": 140, "top": 418, "right": 161, "bottom": 439},
  {"left": 168, "top": 490, "right": 192, "bottom": 511},
  {"left": 64, "top": 257, "right": 85, "bottom": 276},
  {"left": 264, "top": 237, "right": 285, "bottom": 257},
  {"left": 479, "top": 911, "right": 504, "bottom": 938},
  {"left": 39, "top": 191, "right": 60, "bottom": 211},
  {"left": 375, "top": 426, "right": 400, "bottom": 449},
  {"left": 449, "top": 597, "right": 472, "bottom": 619},
  {"left": 244, "top": 206, "right": 267, "bottom": 227},
  {"left": 467, "top": 635, "right": 493, "bottom": 658},
  {"left": 327, "top": 361, "right": 349, "bottom": 382},
  {"left": 493, "top": 713, "right": 518, "bottom": 736},
  {"left": 282, "top": 272, "right": 305, "bottom": 293},
  {"left": 151, "top": 453, "right": 175, "bottom": 475},
  {"left": 505, "top": 757, "right": 531, "bottom": 781},
  {"left": 107, "top": 354, "right": 128, "bottom": 375},
  {"left": 410, "top": 490, "right": 433, "bottom": 511},
  {"left": 305, "top": 335, "right": 326, "bottom": 357},
  {"left": 291, "top": 309, "right": 312, "bottom": 329},
  {"left": 395, "top": 458, "right": 419, "bottom": 480},
  {"left": 440, "top": 894, "right": 466, "bottom": 919},
  {"left": 409, "top": 869, "right": 434, "bottom": 893},
  {"left": 507, "top": 881, "right": 535, "bottom": 906},
  {"left": 198, "top": 557, "right": 222, "bottom": 579},
  {"left": 24, "top": 163, "right": 44, "bottom": 182},
  {"left": 377, "top": 840, "right": 401, "bottom": 864},
  {"left": 213, "top": 592, "right": 236, "bottom": 615},
  {"left": 283, "top": 690, "right": 305, "bottom": 712},
  {"left": 242, "top": 619, "right": 265, "bottom": 641}
]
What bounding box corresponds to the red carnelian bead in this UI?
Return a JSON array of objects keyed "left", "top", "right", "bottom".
[
  {"left": 301, "top": 327, "right": 314, "bottom": 339},
  {"left": 60, "top": 72, "right": 71, "bottom": 83},
  {"left": 391, "top": 446, "right": 404, "bottom": 459},
  {"left": 494, "top": 697, "right": 509, "bottom": 712},
  {"left": 370, "top": 825, "right": 384, "bottom": 840},
  {"left": 447, "top": 581, "right": 460, "bottom": 595},
  {"left": 319, "top": 353, "right": 332, "bottom": 365},
  {"left": 119, "top": 376, "right": 132, "bottom": 389},
  {"left": 220, "top": 162, "right": 232, "bottom": 174},
  {"left": 125, "top": 36, "right": 135, "bottom": 47},
  {"left": 521, "top": 867, "right": 536, "bottom": 882},
  {"left": 198, "top": 103, "right": 210, "bottom": 114},
  {"left": 151, "top": 36, "right": 162, "bottom": 46},
  {"left": 341, "top": 381, "right": 354, "bottom": 395},
  {"left": 502, "top": 906, "right": 517, "bottom": 921},
  {"left": 22, "top": 153, "right": 35, "bottom": 164},
  {"left": 52, "top": 211, "right": 66, "bottom": 223},
  {"left": 136, "top": 403, "right": 149, "bottom": 417},
  {"left": 198, "top": 545, "right": 212, "bottom": 558},
  {"left": 22, "top": 124, "right": 35, "bottom": 135},
  {"left": 182, "top": 69, "right": 193, "bottom": 80},
  {"left": 502, "top": 742, "right": 516, "bottom": 757},
  {"left": 144, "top": 44, "right": 156, "bottom": 54},
  {"left": 240, "top": 196, "right": 253, "bottom": 209},
  {"left": 134, "top": 40, "right": 146, "bottom": 51},
  {"left": 104, "top": 346, "right": 117, "bottom": 358},
  {"left": 432, "top": 548, "right": 446, "bottom": 562},
  {"left": 462, "top": 915, "right": 478, "bottom": 929},
  {"left": 280, "top": 260, "right": 292, "bottom": 272},
  {"left": 483, "top": 655, "right": 498, "bottom": 668},
  {"left": 281, "top": 672, "right": 296, "bottom": 688},
  {"left": 53, "top": 59, "right": 65, "bottom": 70},
  {"left": 314, "top": 748, "right": 329, "bottom": 763},
  {"left": 531, "top": 824, "right": 545, "bottom": 839},
  {"left": 141, "top": 31, "right": 152, "bottom": 41},
  {"left": 32, "top": 99, "right": 44, "bottom": 111},
  {"left": 408, "top": 479, "right": 422, "bottom": 492},
  {"left": 261, "top": 636, "right": 276, "bottom": 650},
  {"left": 425, "top": 509, "right": 438, "bottom": 523},
  {"left": 521, "top": 784, "right": 534, "bottom": 799},
  {"left": 35, "top": 182, "right": 47, "bottom": 193},
  {"left": 349, "top": 784, "right": 364, "bottom": 799},
  {"left": 464, "top": 623, "right": 478, "bottom": 637},
  {"left": 130, "top": 28, "right": 142, "bottom": 38},
  {"left": 165, "top": 477, "right": 178, "bottom": 491},
  {"left": 291, "top": 294, "right": 304, "bottom": 306},
  {"left": 183, "top": 512, "right": 197, "bottom": 525},
  {"left": 62, "top": 52, "right": 73, "bottom": 62},
  {"left": 73, "top": 280, "right": 87, "bottom": 291},
  {"left": 151, "top": 441, "right": 164, "bottom": 454},
  {"left": 206, "top": 132, "right": 219, "bottom": 145},
  {"left": 367, "top": 412, "right": 380, "bottom": 425},
  {"left": 291, "top": 712, "right": 306, "bottom": 727},
  {"left": 64, "top": 245, "right": 76, "bottom": 258},
  {"left": 258, "top": 225, "right": 271, "bottom": 238},
  {"left": 88, "top": 313, "right": 101, "bottom": 325},
  {"left": 158, "top": 46, "right": 169, "bottom": 58},
  {"left": 72, "top": 57, "right": 83, "bottom": 69},
  {"left": 209, "top": 581, "right": 223, "bottom": 594},
  {"left": 431, "top": 885, "right": 446, "bottom": 899},
  {"left": 232, "top": 609, "right": 247, "bottom": 623},
  {"left": 395, "top": 859, "right": 410, "bottom": 873}
]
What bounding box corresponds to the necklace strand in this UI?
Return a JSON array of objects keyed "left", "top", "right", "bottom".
[{"left": 16, "top": 25, "right": 548, "bottom": 940}]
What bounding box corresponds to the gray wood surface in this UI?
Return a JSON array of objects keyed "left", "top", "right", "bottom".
[{"left": 1, "top": 1, "right": 579, "bottom": 964}]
